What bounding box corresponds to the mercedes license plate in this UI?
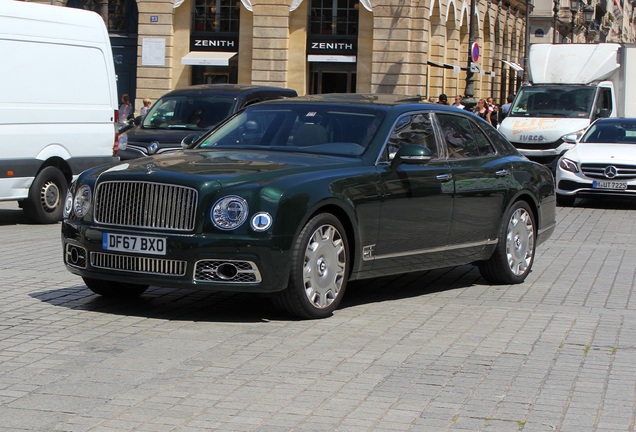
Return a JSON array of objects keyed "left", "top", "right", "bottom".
[
  {"left": 593, "top": 180, "right": 627, "bottom": 190},
  {"left": 102, "top": 233, "right": 166, "bottom": 255}
]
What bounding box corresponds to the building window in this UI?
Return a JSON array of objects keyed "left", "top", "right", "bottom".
[
  {"left": 66, "top": 0, "right": 137, "bottom": 35},
  {"left": 309, "top": 0, "right": 359, "bottom": 36},
  {"left": 194, "top": 0, "right": 240, "bottom": 33}
]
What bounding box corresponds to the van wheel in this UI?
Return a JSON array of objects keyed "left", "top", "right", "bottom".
[
  {"left": 23, "top": 167, "right": 68, "bottom": 224},
  {"left": 83, "top": 277, "right": 148, "bottom": 297}
]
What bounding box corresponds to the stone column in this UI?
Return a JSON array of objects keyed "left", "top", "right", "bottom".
[{"left": 250, "top": 0, "right": 291, "bottom": 86}]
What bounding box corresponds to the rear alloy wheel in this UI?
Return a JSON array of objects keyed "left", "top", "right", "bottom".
[
  {"left": 479, "top": 201, "right": 536, "bottom": 285},
  {"left": 274, "top": 214, "right": 349, "bottom": 319},
  {"left": 23, "top": 166, "right": 68, "bottom": 224},
  {"left": 83, "top": 277, "right": 148, "bottom": 298}
]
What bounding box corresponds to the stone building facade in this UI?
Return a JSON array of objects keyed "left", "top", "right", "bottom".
[{"left": 47, "top": 0, "right": 529, "bottom": 110}]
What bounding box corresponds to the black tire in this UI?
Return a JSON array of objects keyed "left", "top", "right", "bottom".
[
  {"left": 273, "top": 213, "right": 349, "bottom": 319},
  {"left": 83, "top": 277, "right": 148, "bottom": 298},
  {"left": 556, "top": 193, "right": 575, "bottom": 207},
  {"left": 23, "top": 166, "right": 68, "bottom": 224},
  {"left": 479, "top": 201, "right": 536, "bottom": 285}
]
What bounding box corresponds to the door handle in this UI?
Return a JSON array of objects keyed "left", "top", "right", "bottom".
[
  {"left": 436, "top": 173, "right": 452, "bottom": 182},
  {"left": 495, "top": 169, "right": 509, "bottom": 177}
]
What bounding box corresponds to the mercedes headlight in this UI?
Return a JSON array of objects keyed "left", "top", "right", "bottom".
[
  {"left": 559, "top": 158, "right": 579, "bottom": 173},
  {"left": 73, "top": 184, "right": 92, "bottom": 217},
  {"left": 211, "top": 195, "right": 248, "bottom": 230}
]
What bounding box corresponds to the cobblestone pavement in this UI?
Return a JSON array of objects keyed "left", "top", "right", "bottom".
[{"left": 0, "top": 197, "right": 635, "bottom": 432}]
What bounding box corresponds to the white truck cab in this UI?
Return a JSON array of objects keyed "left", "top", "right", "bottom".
[{"left": 499, "top": 43, "right": 636, "bottom": 171}]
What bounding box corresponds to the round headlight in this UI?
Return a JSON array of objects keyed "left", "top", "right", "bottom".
[
  {"left": 211, "top": 195, "right": 248, "bottom": 230},
  {"left": 73, "top": 185, "right": 92, "bottom": 218},
  {"left": 63, "top": 190, "right": 73, "bottom": 218}
]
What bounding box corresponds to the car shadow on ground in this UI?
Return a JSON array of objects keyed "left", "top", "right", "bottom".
[
  {"left": 0, "top": 206, "right": 31, "bottom": 226},
  {"left": 568, "top": 196, "right": 636, "bottom": 210},
  {"left": 29, "top": 266, "right": 482, "bottom": 323}
]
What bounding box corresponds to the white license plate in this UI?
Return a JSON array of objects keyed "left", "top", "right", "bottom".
[
  {"left": 102, "top": 233, "right": 167, "bottom": 255},
  {"left": 593, "top": 180, "right": 627, "bottom": 190}
]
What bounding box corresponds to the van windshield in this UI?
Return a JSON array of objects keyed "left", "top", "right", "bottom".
[
  {"left": 508, "top": 86, "right": 595, "bottom": 119},
  {"left": 142, "top": 95, "right": 236, "bottom": 131}
]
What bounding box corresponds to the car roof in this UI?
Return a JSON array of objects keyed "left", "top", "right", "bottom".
[
  {"left": 593, "top": 117, "right": 636, "bottom": 125},
  {"left": 161, "top": 84, "right": 298, "bottom": 97},
  {"left": 257, "top": 93, "right": 467, "bottom": 112}
]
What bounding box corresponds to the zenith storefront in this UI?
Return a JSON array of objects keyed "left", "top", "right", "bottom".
[
  {"left": 172, "top": 0, "right": 369, "bottom": 95},
  {"left": 70, "top": 0, "right": 526, "bottom": 112}
]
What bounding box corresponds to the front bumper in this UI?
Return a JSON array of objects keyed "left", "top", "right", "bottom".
[
  {"left": 61, "top": 220, "right": 291, "bottom": 293},
  {"left": 512, "top": 141, "right": 575, "bottom": 171},
  {"left": 556, "top": 170, "right": 636, "bottom": 199}
]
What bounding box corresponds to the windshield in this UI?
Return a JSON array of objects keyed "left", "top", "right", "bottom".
[
  {"left": 508, "top": 86, "right": 595, "bottom": 119},
  {"left": 581, "top": 121, "right": 636, "bottom": 144},
  {"left": 142, "top": 95, "right": 235, "bottom": 130},
  {"left": 196, "top": 104, "right": 385, "bottom": 157}
]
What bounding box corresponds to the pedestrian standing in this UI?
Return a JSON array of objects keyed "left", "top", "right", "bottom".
[
  {"left": 452, "top": 95, "right": 465, "bottom": 109},
  {"left": 118, "top": 94, "right": 133, "bottom": 125},
  {"left": 140, "top": 98, "right": 152, "bottom": 116},
  {"left": 500, "top": 95, "right": 514, "bottom": 121},
  {"left": 473, "top": 99, "right": 491, "bottom": 124},
  {"left": 437, "top": 93, "right": 449, "bottom": 105}
]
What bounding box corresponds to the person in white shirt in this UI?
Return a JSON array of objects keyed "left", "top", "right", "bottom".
[{"left": 452, "top": 95, "right": 465, "bottom": 110}]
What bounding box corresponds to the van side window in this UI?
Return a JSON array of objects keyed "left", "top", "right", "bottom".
[{"left": 597, "top": 88, "right": 613, "bottom": 114}]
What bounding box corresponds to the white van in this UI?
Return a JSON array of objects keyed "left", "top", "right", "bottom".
[{"left": 0, "top": 1, "right": 119, "bottom": 223}]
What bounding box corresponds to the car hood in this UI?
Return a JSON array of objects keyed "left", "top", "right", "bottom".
[
  {"left": 124, "top": 126, "right": 201, "bottom": 147},
  {"left": 565, "top": 143, "right": 636, "bottom": 164},
  {"left": 499, "top": 118, "right": 590, "bottom": 143},
  {"left": 98, "top": 149, "right": 363, "bottom": 188}
]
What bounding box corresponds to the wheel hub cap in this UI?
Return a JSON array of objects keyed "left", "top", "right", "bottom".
[{"left": 303, "top": 224, "right": 346, "bottom": 309}]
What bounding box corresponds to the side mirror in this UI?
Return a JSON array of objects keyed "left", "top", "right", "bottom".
[
  {"left": 391, "top": 143, "right": 432, "bottom": 168},
  {"left": 562, "top": 134, "right": 578, "bottom": 144},
  {"left": 133, "top": 115, "right": 143, "bottom": 125},
  {"left": 181, "top": 134, "right": 201, "bottom": 149},
  {"left": 597, "top": 108, "right": 610, "bottom": 119}
]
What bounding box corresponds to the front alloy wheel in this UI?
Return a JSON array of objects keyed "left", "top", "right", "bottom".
[
  {"left": 274, "top": 213, "right": 349, "bottom": 319},
  {"left": 479, "top": 201, "right": 536, "bottom": 284}
]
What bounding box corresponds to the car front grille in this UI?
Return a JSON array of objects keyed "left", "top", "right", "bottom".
[
  {"left": 91, "top": 252, "right": 187, "bottom": 276},
  {"left": 511, "top": 139, "right": 562, "bottom": 150},
  {"left": 194, "top": 260, "right": 262, "bottom": 283},
  {"left": 94, "top": 181, "right": 197, "bottom": 231},
  {"left": 581, "top": 163, "right": 636, "bottom": 180}
]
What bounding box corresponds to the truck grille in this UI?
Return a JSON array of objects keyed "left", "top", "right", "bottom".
[
  {"left": 91, "top": 252, "right": 187, "bottom": 276},
  {"left": 581, "top": 163, "right": 636, "bottom": 180},
  {"left": 94, "top": 181, "right": 197, "bottom": 231}
]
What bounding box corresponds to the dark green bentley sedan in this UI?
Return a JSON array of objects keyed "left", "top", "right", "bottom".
[{"left": 62, "top": 95, "right": 556, "bottom": 319}]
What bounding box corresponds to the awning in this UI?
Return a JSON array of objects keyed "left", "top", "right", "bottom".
[
  {"left": 307, "top": 55, "right": 357, "bottom": 63},
  {"left": 181, "top": 52, "right": 237, "bottom": 66},
  {"left": 502, "top": 60, "right": 524, "bottom": 72}
]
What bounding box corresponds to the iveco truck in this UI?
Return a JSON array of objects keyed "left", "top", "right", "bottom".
[{"left": 498, "top": 43, "right": 636, "bottom": 170}]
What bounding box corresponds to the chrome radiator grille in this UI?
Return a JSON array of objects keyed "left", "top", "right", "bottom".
[
  {"left": 94, "top": 181, "right": 197, "bottom": 231},
  {"left": 581, "top": 164, "right": 636, "bottom": 180},
  {"left": 91, "top": 252, "right": 187, "bottom": 276}
]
